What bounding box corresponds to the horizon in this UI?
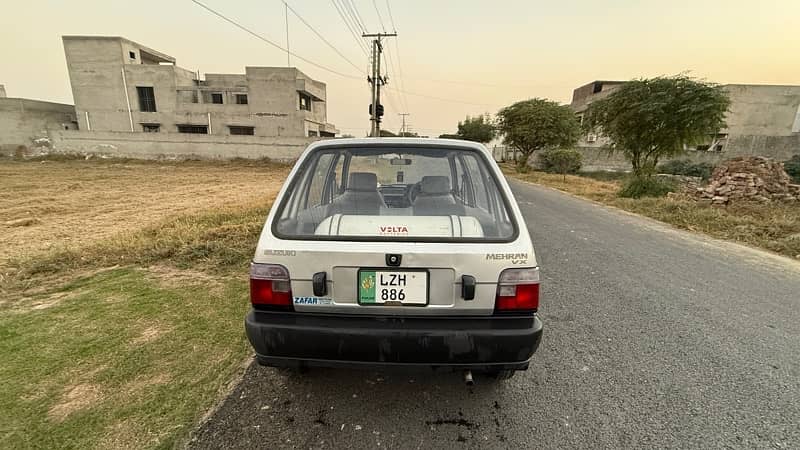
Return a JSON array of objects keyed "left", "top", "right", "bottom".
[{"left": 1, "top": 0, "right": 798, "bottom": 137}]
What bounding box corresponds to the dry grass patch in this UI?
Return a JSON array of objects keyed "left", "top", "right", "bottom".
[
  {"left": 0, "top": 158, "right": 290, "bottom": 267},
  {"left": 47, "top": 384, "right": 103, "bottom": 423},
  {"left": 502, "top": 164, "right": 800, "bottom": 259},
  {"left": 502, "top": 165, "right": 620, "bottom": 202}
]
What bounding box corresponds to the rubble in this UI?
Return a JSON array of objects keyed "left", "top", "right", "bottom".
[{"left": 694, "top": 156, "right": 800, "bottom": 205}]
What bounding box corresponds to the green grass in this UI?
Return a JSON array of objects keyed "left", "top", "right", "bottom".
[
  {"left": 1, "top": 202, "right": 272, "bottom": 449},
  {"left": 0, "top": 268, "right": 250, "bottom": 449}
]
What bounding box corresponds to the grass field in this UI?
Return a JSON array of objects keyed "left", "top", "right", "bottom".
[
  {"left": 502, "top": 165, "right": 800, "bottom": 260},
  {"left": 1, "top": 157, "right": 290, "bottom": 449}
]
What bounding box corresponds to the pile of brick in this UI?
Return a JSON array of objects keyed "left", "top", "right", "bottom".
[{"left": 695, "top": 156, "right": 800, "bottom": 205}]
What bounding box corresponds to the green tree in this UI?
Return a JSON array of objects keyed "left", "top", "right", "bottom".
[
  {"left": 456, "top": 115, "right": 496, "bottom": 143},
  {"left": 540, "top": 148, "right": 583, "bottom": 181},
  {"left": 496, "top": 99, "right": 580, "bottom": 172},
  {"left": 583, "top": 75, "right": 730, "bottom": 179}
]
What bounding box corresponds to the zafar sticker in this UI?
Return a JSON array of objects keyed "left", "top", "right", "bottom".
[
  {"left": 359, "top": 271, "right": 376, "bottom": 303},
  {"left": 293, "top": 297, "right": 332, "bottom": 305}
]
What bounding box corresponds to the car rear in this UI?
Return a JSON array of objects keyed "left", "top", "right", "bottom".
[{"left": 245, "top": 138, "right": 542, "bottom": 375}]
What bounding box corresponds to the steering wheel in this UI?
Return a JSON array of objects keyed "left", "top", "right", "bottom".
[{"left": 406, "top": 182, "right": 422, "bottom": 206}]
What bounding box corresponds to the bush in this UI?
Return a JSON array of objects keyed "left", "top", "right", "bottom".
[
  {"left": 784, "top": 155, "right": 800, "bottom": 183},
  {"left": 539, "top": 148, "right": 582, "bottom": 177},
  {"left": 618, "top": 176, "right": 675, "bottom": 198},
  {"left": 657, "top": 159, "right": 713, "bottom": 179}
]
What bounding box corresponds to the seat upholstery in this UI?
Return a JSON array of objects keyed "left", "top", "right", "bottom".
[
  {"left": 328, "top": 172, "right": 386, "bottom": 215},
  {"left": 413, "top": 176, "right": 464, "bottom": 216}
]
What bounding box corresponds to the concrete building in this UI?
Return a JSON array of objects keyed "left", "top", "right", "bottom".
[
  {"left": 62, "top": 36, "right": 337, "bottom": 138},
  {"left": 0, "top": 85, "right": 78, "bottom": 154},
  {"left": 569, "top": 80, "right": 800, "bottom": 170}
]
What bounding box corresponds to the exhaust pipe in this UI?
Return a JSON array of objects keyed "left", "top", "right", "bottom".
[{"left": 463, "top": 370, "right": 474, "bottom": 386}]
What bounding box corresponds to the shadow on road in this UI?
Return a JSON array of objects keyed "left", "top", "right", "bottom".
[{"left": 190, "top": 358, "right": 529, "bottom": 449}]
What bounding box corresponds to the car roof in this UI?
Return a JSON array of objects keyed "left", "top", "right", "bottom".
[{"left": 303, "top": 137, "right": 492, "bottom": 158}]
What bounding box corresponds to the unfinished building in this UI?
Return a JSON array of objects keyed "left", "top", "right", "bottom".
[{"left": 62, "top": 36, "right": 337, "bottom": 138}]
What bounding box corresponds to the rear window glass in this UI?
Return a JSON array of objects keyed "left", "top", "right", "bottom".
[{"left": 273, "top": 146, "right": 516, "bottom": 241}]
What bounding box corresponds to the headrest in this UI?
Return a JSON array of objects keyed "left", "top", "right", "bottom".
[
  {"left": 347, "top": 172, "right": 378, "bottom": 191},
  {"left": 420, "top": 176, "right": 451, "bottom": 195}
]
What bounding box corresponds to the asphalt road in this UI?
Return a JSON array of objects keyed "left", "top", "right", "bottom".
[{"left": 189, "top": 180, "right": 800, "bottom": 449}]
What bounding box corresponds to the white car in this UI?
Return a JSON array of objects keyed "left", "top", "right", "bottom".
[{"left": 246, "top": 138, "right": 542, "bottom": 380}]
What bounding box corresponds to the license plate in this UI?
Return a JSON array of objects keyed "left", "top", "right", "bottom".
[{"left": 358, "top": 270, "right": 428, "bottom": 305}]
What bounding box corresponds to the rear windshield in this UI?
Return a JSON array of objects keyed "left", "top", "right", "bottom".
[{"left": 272, "top": 146, "right": 517, "bottom": 241}]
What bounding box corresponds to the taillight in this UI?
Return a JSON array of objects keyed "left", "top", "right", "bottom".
[
  {"left": 250, "top": 263, "right": 293, "bottom": 310},
  {"left": 495, "top": 267, "right": 540, "bottom": 313}
]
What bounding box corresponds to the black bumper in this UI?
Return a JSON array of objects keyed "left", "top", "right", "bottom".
[{"left": 245, "top": 310, "right": 543, "bottom": 371}]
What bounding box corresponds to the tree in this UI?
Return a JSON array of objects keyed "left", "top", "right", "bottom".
[
  {"left": 438, "top": 133, "right": 462, "bottom": 140},
  {"left": 539, "top": 148, "right": 583, "bottom": 181},
  {"left": 583, "top": 75, "right": 730, "bottom": 178},
  {"left": 496, "top": 99, "right": 580, "bottom": 172},
  {"left": 456, "top": 115, "right": 496, "bottom": 143}
]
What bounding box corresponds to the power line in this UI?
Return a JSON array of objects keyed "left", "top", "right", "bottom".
[
  {"left": 371, "top": 0, "right": 387, "bottom": 32},
  {"left": 342, "top": 0, "right": 367, "bottom": 33},
  {"left": 331, "top": 0, "right": 370, "bottom": 55},
  {"left": 382, "top": 0, "right": 408, "bottom": 112},
  {"left": 282, "top": 0, "right": 364, "bottom": 73},
  {"left": 383, "top": 44, "right": 408, "bottom": 112},
  {"left": 192, "top": 0, "right": 362, "bottom": 79},
  {"left": 403, "top": 77, "right": 572, "bottom": 89},
  {"left": 385, "top": 0, "right": 397, "bottom": 32},
  {"left": 384, "top": 86, "right": 500, "bottom": 108},
  {"left": 339, "top": 0, "right": 371, "bottom": 54}
]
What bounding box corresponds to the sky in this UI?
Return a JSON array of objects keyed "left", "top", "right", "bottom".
[{"left": 1, "top": 0, "right": 798, "bottom": 137}]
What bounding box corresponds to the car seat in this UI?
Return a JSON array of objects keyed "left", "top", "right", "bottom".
[
  {"left": 328, "top": 172, "right": 387, "bottom": 215},
  {"left": 412, "top": 176, "right": 464, "bottom": 216}
]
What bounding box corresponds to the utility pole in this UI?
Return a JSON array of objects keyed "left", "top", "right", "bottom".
[
  {"left": 284, "top": 3, "right": 290, "bottom": 67},
  {"left": 363, "top": 32, "right": 396, "bottom": 137},
  {"left": 398, "top": 113, "right": 409, "bottom": 136}
]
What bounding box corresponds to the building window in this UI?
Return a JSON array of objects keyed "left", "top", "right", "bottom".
[
  {"left": 299, "top": 92, "right": 312, "bottom": 111},
  {"left": 136, "top": 86, "right": 157, "bottom": 112},
  {"left": 235, "top": 94, "right": 248, "bottom": 105},
  {"left": 129, "top": 51, "right": 136, "bottom": 59},
  {"left": 177, "top": 125, "right": 208, "bottom": 134},
  {"left": 211, "top": 93, "right": 224, "bottom": 104},
  {"left": 142, "top": 123, "right": 160, "bottom": 133},
  {"left": 229, "top": 126, "right": 255, "bottom": 136},
  {"left": 308, "top": 130, "right": 318, "bottom": 137}
]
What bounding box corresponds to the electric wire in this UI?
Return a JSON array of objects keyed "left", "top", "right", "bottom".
[
  {"left": 331, "top": 0, "right": 370, "bottom": 55},
  {"left": 192, "top": 0, "right": 362, "bottom": 79},
  {"left": 371, "top": 0, "right": 387, "bottom": 32},
  {"left": 282, "top": 0, "right": 364, "bottom": 73}
]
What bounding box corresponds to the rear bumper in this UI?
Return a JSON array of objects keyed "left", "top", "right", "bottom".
[{"left": 245, "top": 310, "right": 543, "bottom": 371}]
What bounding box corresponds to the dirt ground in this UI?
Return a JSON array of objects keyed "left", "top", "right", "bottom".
[{"left": 0, "top": 159, "right": 290, "bottom": 267}]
